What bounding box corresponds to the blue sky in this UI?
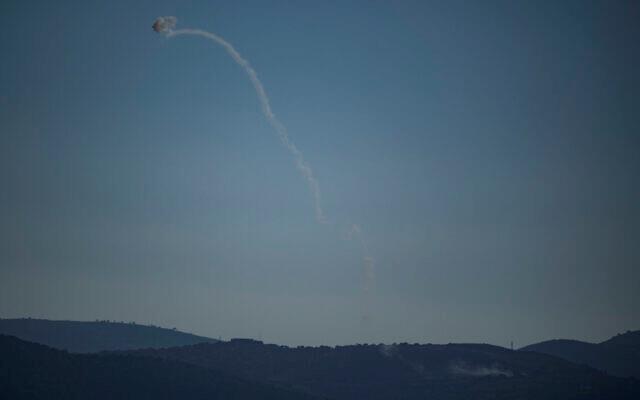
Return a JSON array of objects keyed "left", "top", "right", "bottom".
[{"left": 1, "top": 0, "right": 639, "bottom": 346}]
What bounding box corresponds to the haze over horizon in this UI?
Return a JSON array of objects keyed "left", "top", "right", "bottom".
[{"left": 1, "top": 0, "right": 639, "bottom": 347}]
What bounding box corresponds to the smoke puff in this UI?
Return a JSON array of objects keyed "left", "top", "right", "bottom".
[
  {"left": 379, "top": 344, "right": 397, "bottom": 357},
  {"left": 153, "top": 16, "right": 177, "bottom": 33},
  {"left": 449, "top": 361, "right": 514, "bottom": 377}
]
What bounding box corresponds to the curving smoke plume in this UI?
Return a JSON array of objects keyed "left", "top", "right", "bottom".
[
  {"left": 154, "top": 17, "right": 376, "bottom": 331},
  {"left": 153, "top": 17, "right": 326, "bottom": 224}
]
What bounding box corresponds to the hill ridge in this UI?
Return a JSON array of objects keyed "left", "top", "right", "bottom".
[
  {"left": 0, "top": 334, "right": 322, "bottom": 399},
  {"left": 521, "top": 330, "right": 640, "bottom": 378},
  {"left": 0, "top": 317, "right": 218, "bottom": 353}
]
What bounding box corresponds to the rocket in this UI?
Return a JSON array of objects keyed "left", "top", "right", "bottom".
[{"left": 152, "top": 16, "right": 177, "bottom": 33}]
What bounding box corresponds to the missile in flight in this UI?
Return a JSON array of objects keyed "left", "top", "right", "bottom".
[{"left": 152, "top": 16, "right": 177, "bottom": 33}]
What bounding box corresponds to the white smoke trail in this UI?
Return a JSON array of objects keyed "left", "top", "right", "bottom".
[
  {"left": 156, "top": 18, "right": 376, "bottom": 331},
  {"left": 163, "top": 26, "right": 326, "bottom": 224},
  {"left": 347, "top": 224, "right": 375, "bottom": 295},
  {"left": 347, "top": 223, "right": 376, "bottom": 323}
]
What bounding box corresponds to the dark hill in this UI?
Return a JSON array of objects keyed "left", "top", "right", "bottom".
[
  {"left": 0, "top": 334, "right": 322, "bottom": 400},
  {"left": 0, "top": 318, "right": 217, "bottom": 353},
  {"left": 521, "top": 330, "right": 640, "bottom": 378},
  {"left": 602, "top": 330, "right": 640, "bottom": 348},
  {"left": 129, "top": 339, "right": 640, "bottom": 400}
]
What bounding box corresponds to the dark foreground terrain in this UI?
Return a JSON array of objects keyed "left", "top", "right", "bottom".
[
  {"left": 522, "top": 330, "right": 640, "bottom": 379},
  {"left": 2, "top": 319, "right": 639, "bottom": 399},
  {"left": 129, "top": 338, "right": 640, "bottom": 400},
  {"left": 0, "top": 335, "right": 321, "bottom": 400}
]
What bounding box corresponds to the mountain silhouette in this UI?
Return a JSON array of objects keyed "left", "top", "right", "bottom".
[
  {"left": 0, "top": 334, "right": 322, "bottom": 400},
  {"left": 0, "top": 318, "right": 217, "bottom": 353},
  {"left": 129, "top": 338, "right": 640, "bottom": 400},
  {"left": 521, "top": 330, "right": 640, "bottom": 379},
  {"left": 4, "top": 318, "right": 639, "bottom": 399}
]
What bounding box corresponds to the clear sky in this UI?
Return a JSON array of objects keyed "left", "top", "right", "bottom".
[{"left": 1, "top": 0, "right": 638, "bottom": 347}]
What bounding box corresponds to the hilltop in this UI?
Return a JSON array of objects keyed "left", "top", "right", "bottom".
[
  {"left": 0, "top": 334, "right": 321, "bottom": 400},
  {"left": 0, "top": 318, "right": 217, "bottom": 353},
  {"left": 521, "top": 330, "right": 640, "bottom": 378}
]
